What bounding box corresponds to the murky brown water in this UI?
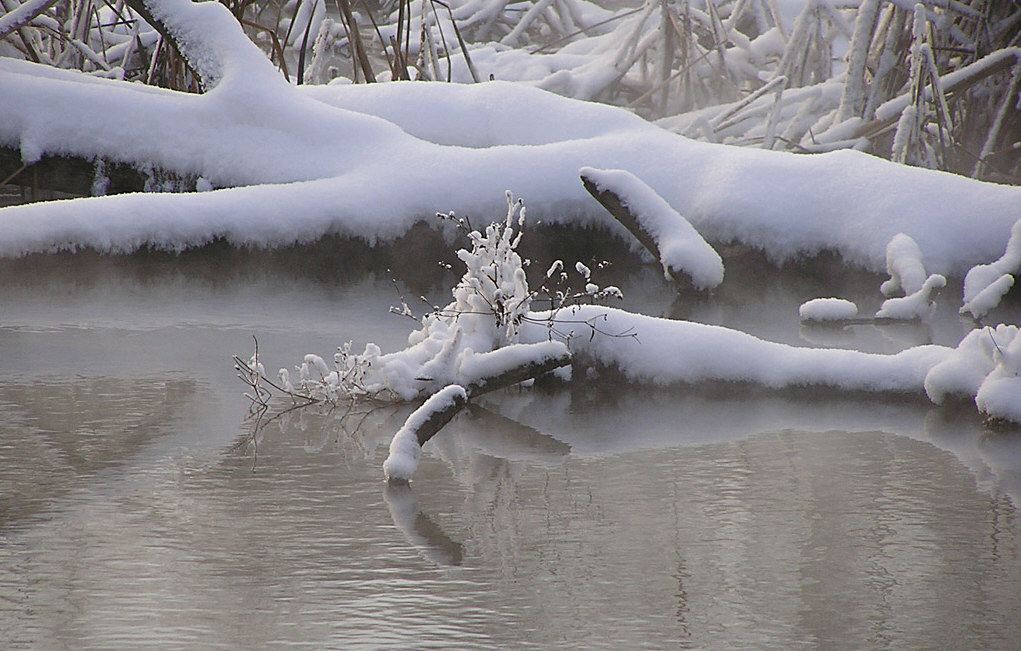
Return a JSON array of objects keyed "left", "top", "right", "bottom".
[{"left": 1, "top": 241, "right": 1020, "bottom": 649}]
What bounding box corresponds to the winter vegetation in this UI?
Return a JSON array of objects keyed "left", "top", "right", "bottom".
[{"left": 2, "top": 0, "right": 1021, "bottom": 478}]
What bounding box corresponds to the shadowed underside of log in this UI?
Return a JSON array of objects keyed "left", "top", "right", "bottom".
[
  {"left": 0, "top": 145, "right": 199, "bottom": 200},
  {"left": 1, "top": 146, "right": 143, "bottom": 197}
]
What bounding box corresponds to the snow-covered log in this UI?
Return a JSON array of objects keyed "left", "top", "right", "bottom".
[
  {"left": 2, "top": 0, "right": 1021, "bottom": 279},
  {"left": 460, "top": 341, "right": 572, "bottom": 397},
  {"left": 523, "top": 305, "right": 951, "bottom": 394},
  {"left": 384, "top": 385, "right": 468, "bottom": 481}
]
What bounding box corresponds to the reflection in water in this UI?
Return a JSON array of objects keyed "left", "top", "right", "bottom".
[
  {"left": 2, "top": 368, "right": 1021, "bottom": 649},
  {"left": 0, "top": 377, "right": 194, "bottom": 528},
  {"left": 384, "top": 482, "right": 463, "bottom": 567}
]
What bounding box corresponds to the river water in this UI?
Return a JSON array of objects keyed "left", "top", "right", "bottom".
[{"left": 1, "top": 236, "right": 1019, "bottom": 649}]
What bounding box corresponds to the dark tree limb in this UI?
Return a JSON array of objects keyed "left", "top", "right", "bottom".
[
  {"left": 0, "top": 146, "right": 152, "bottom": 198},
  {"left": 412, "top": 386, "right": 469, "bottom": 446},
  {"left": 463, "top": 347, "right": 572, "bottom": 400},
  {"left": 384, "top": 345, "right": 572, "bottom": 481},
  {"left": 581, "top": 170, "right": 663, "bottom": 267},
  {"left": 414, "top": 346, "right": 572, "bottom": 446}
]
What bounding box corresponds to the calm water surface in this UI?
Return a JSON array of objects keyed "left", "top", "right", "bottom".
[{"left": 1, "top": 242, "right": 1019, "bottom": 649}]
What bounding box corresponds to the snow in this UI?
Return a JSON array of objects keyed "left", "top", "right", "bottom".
[
  {"left": 579, "top": 167, "right": 724, "bottom": 289},
  {"left": 961, "top": 274, "right": 1015, "bottom": 320},
  {"left": 383, "top": 384, "right": 467, "bottom": 481},
  {"left": 961, "top": 218, "right": 1021, "bottom": 317},
  {"left": 3, "top": 40, "right": 1021, "bottom": 274},
  {"left": 875, "top": 274, "right": 946, "bottom": 320},
  {"left": 975, "top": 329, "right": 1021, "bottom": 423},
  {"left": 2, "top": 0, "right": 1020, "bottom": 425},
  {"left": 458, "top": 341, "right": 570, "bottom": 391},
  {"left": 522, "top": 305, "right": 951, "bottom": 394},
  {"left": 925, "top": 325, "right": 1017, "bottom": 405},
  {"left": 880, "top": 233, "right": 928, "bottom": 297},
  {"left": 799, "top": 298, "right": 859, "bottom": 322}
]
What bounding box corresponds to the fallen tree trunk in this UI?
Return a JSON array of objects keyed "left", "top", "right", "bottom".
[{"left": 582, "top": 172, "right": 661, "bottom": 266}]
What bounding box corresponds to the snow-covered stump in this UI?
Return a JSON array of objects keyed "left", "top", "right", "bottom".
[{"left": 579, "top": 167, "right": 724, "bottom": 292}]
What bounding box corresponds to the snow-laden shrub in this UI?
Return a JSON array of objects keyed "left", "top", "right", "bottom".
[{"left": 239, "top": 192, "right": 617, "bottom": 406}]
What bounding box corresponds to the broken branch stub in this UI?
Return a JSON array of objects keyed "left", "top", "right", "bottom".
[
  {"left": 383, "top": 344, "right": 572, "bottom": 482},
  {"left": 581, "top": 172, "right": 664, "bottom": 268}
]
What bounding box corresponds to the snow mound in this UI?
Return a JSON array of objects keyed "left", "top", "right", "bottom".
[
  {"left": 975, "top": 328, "right": 1021, "bottom": 423},
  {"left": 799, "top": 298, "right": 859, "bottom": 322},
  {"left": 924, "top": 325, "right": 1017, "bottom": 404}
]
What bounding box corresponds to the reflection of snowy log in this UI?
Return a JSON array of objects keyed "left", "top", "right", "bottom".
[
  {"left": 383, "top": 481, "right": 463, "bottom": 566},
  {"left": 464, "top": 404, "right": 571, "bottom": 463},
  {"left": 384, "top": 342, "right": 571, "bottom": 481}
]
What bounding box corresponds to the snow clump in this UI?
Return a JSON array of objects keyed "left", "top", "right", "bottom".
[
  {"left": 799, "top": 297, "right": 859, "bottom": 322},
  {"left": 960, "top": 218, "right": 1021, "bottom": 319},
  {"left": 880, "top": 233, "right": 929, "bottom": 297},
  {"left": 876, "top": 274, "right": 946, "bottom": 320}
]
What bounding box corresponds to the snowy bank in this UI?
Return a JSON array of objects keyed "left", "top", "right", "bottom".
[{"left": 1, "top": 0, "right": 1021, "bottom": 275}]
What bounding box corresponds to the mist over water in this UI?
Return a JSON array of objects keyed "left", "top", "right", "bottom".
[{"left": 1, "top": 242, "right": 1019, "bottom": 649}]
